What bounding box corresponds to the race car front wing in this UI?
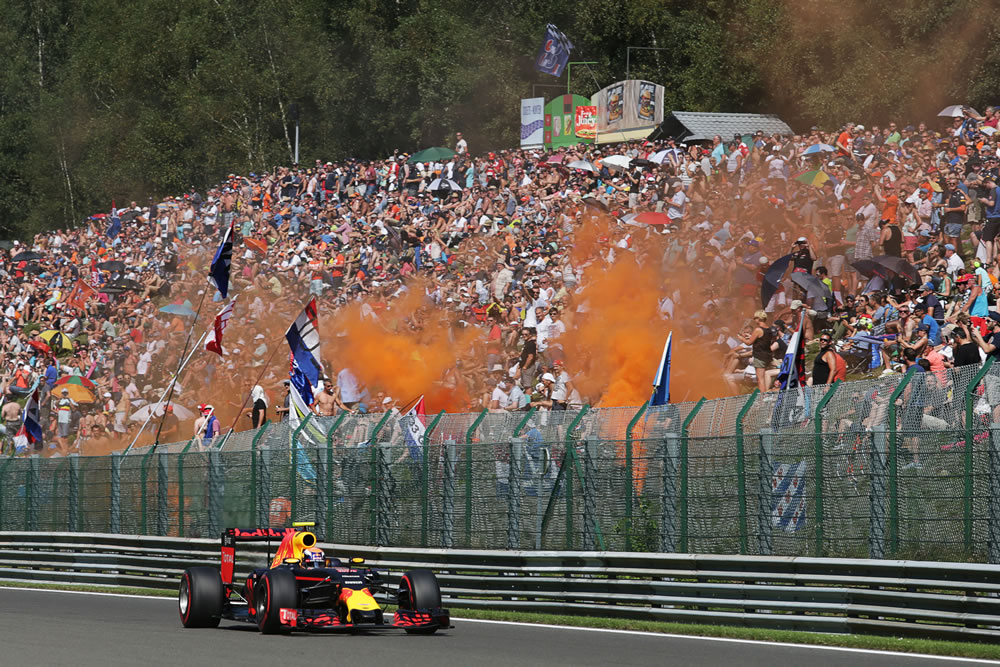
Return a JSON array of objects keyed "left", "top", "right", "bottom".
[{"left": 278, "top": 607, "right": 451, "bottom": 632}]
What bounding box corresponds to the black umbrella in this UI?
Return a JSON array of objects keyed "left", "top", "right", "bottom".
[
  {"left": 100, "top": 285, "right": 127, "bottom": 294},
  {"left": 632, "top": 158, "right": 657, "bottom": 169},
  {"left": 98, "top": 260, "right": 126, "bottom": 272},
  {"left": 870, "top": 255, "right": 920, "bottom": 285},
  {"left": 23, "top": 264, "right": 45, "bottom": 275},
  {"left": 107, "top": 278, "right": 143, "bottom": 292},
  {"left": 761, "top": 254, "right": 792, "bottom": 308},
  {"left": 851, "top": 259, "right": 890, "bottom": 280},
  {"left": 863, "top": 276, "right": 888, "bottom": 293},
  {"left": 790, "top": 272, "right": 833, "bottom": 308},
  {"left": 12, "top": 251, "right": 44, "bottom": 262},
  {"left": 581, "top": 197, "right": 609, "bottom": 213}
]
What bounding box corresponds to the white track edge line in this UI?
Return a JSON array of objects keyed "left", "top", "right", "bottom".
[{"left": 10, "top": 588, "right": 999, "bottom": 664}]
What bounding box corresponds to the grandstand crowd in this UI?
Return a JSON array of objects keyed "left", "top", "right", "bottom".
[{"left": 3, "top": 107, "right": 1000, "bottom": 456}]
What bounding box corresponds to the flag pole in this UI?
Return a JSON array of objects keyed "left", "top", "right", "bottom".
[
  {"left": 216, "top": 339, "right": 286, "bottom": 451},
  {"left": 122, "top": 327, "right": 209, "bottom": 454}
]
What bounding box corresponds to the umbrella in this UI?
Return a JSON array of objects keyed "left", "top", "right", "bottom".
[
  {"left": 632, "top": 158, "right": 657, "bottom": 169},
  {"left": 39, "top": 330, "right": 73, "bottom": 352},
  {"left": 55, "top": 375, "right": 96, "bottom": 391},
  {"left": 801, "top": 144, "right": 835, "bottom": 156},
  {"left": 567, "top": 160, "right": 598, "bottom": 173},
  {"left": 863, "top": 275, "right": 888, "bottom": 294},
  {"left": 53, "top": 383, "right": 95, "bottom": 403},
  {"left": 159, "top": 302, "right": 196, "bottom": 317},
  {"left": 790, "top": 272, "right": 833, "bottom": 306},
  {"left": 851, "top": 259, "right": 893, "bottom": 281},
  {"left": 131, "top": 402, "right": 196, "bottom": 422},
  {"left": 761, "top": 254, "right": 793, "bottom": 308},
  {"left": 23, "top": 264, "right": 45, "bottom": 274},
  {"left": 622, "top": 211, "right": 671, "bottom": 226},
  {"left": 601, "top": 155, "right": 632, "bottom": 170},
  {"left": 649, "top": 150, "right": 675, "bottom": 164},
  {"left": 871, "top": 255, "right": 920, "bottom": 285},
  {"left": 407, "top": 147, "right": 456, "bottom": 164},
  {"left": 543, "top": 154, "right": 566, "bottom": 165},
  {"left": 97, "top": 260, "right": 126, "bottom": 272},
  {"left": 105, "top": 278, "right": 143, "bottom": 292},
  {"left": 28, "top": 340, "right": 51, "bottom": 355},
  {"left": 12, "top": 251, "right": 44, "bottom": 262},
  {"left": 794, "top": 170, "right": 836, "bottom": 187},
  {"left": 938, "top": 105, "right": 978, "bottom": 118},
  {"left": 428, "top": 178, "right": 462, "bottom": 194},
  {"left": 581, "top": 197, "right": 609, "bottom": 213},
  {"left": 100, "top": 284, "right": 127, "bottom": 295},
  {"left": 982, "top": 127, "right": 998, "bottom": 137}
]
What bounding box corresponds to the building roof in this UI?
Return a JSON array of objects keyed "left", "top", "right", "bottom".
[{"left": 650, "top": 111, "right": 794, "bottom": 143}]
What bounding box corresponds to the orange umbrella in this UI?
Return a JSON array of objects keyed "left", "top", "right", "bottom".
[{"left": 245, "top": 237, "right": 268, "bottom": 255}]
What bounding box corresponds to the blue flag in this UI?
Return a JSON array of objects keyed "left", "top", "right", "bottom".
[
  {"left": 13, "top": 388, "right": 43, "bottom": 453},
  {"left": 105, "top": 215, "right": 121, "bottom": 239},
  {"left": 209, "top": 223, "right": 234, "bottom": 298},
  {"left": 649, "top": 332, "right": 672, "bottom": 406},
  {"left": 535, "top": 24, "right": 574, "bottom": 77},
  {"left": 286, "top": 298, "right": 323, "bottom": 389},
  {"left": 777, "top": 311, "right": 806, "bottom": 390}
]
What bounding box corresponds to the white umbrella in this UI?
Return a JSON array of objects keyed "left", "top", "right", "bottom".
[
  {"left": 982, "top": 126, "right": 998, "bottom": 136},
  {"left": 649, "top": 150, "right": 669, "bottom": 164},
  {"left": 566, "top": 160, "right": 598, "bottom": 173},
  {"left": 428, "top": 178, "right": 462, "bottom": 193},
  {"left": 601, "top": 155, "right": 632, "bottom": 170},
  {"left": 938, "top": 105, "right": 978, "bottom": 118},
  {"left": 130, "top": 402, "right": 196, "bottom": 422}
]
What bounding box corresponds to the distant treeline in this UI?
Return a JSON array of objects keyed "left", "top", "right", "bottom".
[{"left": 2, "top": 0, "right": 997, "bottom": 236}]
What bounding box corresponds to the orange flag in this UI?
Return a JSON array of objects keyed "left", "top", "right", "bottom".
[
  {"left": 66, "top": 279, "right": 98, "bottom": 311},
  {"left": 244, "top": 237, "right": 268, "bottom": 255}
]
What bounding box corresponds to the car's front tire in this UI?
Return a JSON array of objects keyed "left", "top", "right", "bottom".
[
  {"left": 255, "top": 568, "right": 298, "bottom": 634},
  {"left": 398, "top": 569, "right": 442, "bottom": 634},
  {"left": 179, "top": 566, "right": 223, "bottom": 628}
]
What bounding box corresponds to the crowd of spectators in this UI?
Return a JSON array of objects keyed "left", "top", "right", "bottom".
[{"left": 3, "top": 106, "right": 1000, "bottom": 456}]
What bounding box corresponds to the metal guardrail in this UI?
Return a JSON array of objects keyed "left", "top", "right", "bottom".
[{"left": 1, "top": 532, "right": 999, "bottom": 640}]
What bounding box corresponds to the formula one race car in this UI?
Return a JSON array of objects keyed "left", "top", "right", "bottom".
[{"left": 178, "top": 522, "right": 450, "bottom": 634}]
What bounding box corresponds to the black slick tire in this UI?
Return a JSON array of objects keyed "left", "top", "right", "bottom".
[
  {"left": 398, "top": 569, "right": 441, "bottom": 634},
  {"left": 255, "top": 568, "right": 298, "bottom": 634},
  {"left": 179, "top": 566, "right": 223, "bottom": 628}
]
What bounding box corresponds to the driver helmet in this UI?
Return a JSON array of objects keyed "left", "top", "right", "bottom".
[{"left": 302, "top": 547, "right": 325, "bottom": 568}]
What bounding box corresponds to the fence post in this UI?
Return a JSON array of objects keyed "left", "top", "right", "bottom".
[
  {"left": 208, "top": 448, "right": 223, "bottom": 537},
  {"left": 966, "top": 358, "right": 995, "bottom": 553},
  {"left": 250, "top": 421, "right": 271, "bottom": 527},
  {"left": 757, "top": 428, "right": 773, "bottom": 556},
  {"left": 323, "top": 413, "right": 347, "bottom": 541},
  {"left": 680, "top": 398, "right": 706, "bottom": 553},
  {"left": 887, "top": 366, "right": 915, "bottom": 556},
  {"left": 176, "top": 438, "right": 196, "bottom": 537},
  {"left": 582, "top": 435, "right": 598, "bottom": 551},
  {"left": 366, "top": 412, "right": 393, "bottom": 546},
  {"left": 0, "top": 457, "right": 12, "bottom": 530},
  {"left": 814, "top": 380, "right": 841, "bottom": 557},
  {"left": 989, "top": 425, "right": 1000, "bottom": 564},
  {"left": 563, "top": 406, "right": 590, "bottom": 550},
  {"left": 508, "top": 436, "right": 523, "bottom": 550},
  {"left": 869, "top": 425, "right": 888, "bottom": 560},
  {"left": 139, "top": 446, "right": 156, "bottom": 534},
  {"left": 258, "top": 441, "right": 271, "bottom": 529},
  {"left": 421, "top": 410, "right": 446, "bottom": 547},
  {"left": 26, "top": 456, "right": 39, "bottom": 532},
  {"left": 110, "top": 452, "right": 121, "bottom": 534},
  {"left": 661, "top": 433, "right": 679, "bottom": 553},
  {"left": 465, "top": 409, "right": 488, "bottom": 547},
  {"left": 69, "top": 455, "right": 80, "bottom": 532},
  {"left": 735, "top": 390, "right": 759, "bottom": 555},
  {"left": 290, "top": 413, "right": 314, "bottom": 522},
  {"left": 442, "top": 439, "right": 456, "bottom": 548},
  {"left": 624, "top": 403, "right": 648, "bottom": 551},
  {"left": 157, "top": 452, "right": 168, "bottom": 536}
]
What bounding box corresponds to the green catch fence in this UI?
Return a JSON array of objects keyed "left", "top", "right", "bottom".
[{"left": 5, "top": 359, "right": 1000, "bottom": 561}]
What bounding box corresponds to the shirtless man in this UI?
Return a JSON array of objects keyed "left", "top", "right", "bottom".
[
  {"left": 313, "top": 382, "right": 339, "bottom": 417},
  {"left": 1, "top": 390, "right": 21, "bottom": 454}
]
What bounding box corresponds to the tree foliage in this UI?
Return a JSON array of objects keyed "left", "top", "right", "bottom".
[{"left": 3, "top": 0, "right": 1000, "bottom": 236}]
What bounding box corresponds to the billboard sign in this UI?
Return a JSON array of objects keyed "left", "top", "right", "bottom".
[{"left": 520, "top": 97, "right": 545, "bottom": 148}]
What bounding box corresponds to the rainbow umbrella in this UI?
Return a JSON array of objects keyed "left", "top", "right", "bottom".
[
  {"left": 53, "top": 375, "right": 96, "bottom": 403},
  {"left": 794, "top": 170, "right": 837, "bottom": 188},
  {"left": 39, "top": 330, "right": 73, "bottom": 352}
]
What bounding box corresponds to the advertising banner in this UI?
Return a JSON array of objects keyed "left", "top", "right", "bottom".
[
  {"left": 574, "top": 105, "right": 596, "bottom": 139},
  {"left": 593, "top": 80, "right": 664, "bottom": 135},
  {"left": 520, "top": 97, "right": 545, "bottom": 149},
  {"left": 543, "top": 94, "right": 594, "bottom": 150}
]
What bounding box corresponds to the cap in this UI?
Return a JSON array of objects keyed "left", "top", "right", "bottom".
[
  {"left": 945, "top": 243, "right": 956, "bottom": 251},
  {"left": 491, "top": 364, "right": 503, "bottom": 373},
  {"left": 796, "top": 237, "right": 807, "bottom": 243},
  {"left": 61, "top": 388, "right": 69, "bottom": 395},
  {"left": 382, "top": 396, "right": 392, "bottom": 405},
  {"left": 790, "top": 299, "right": 803, "bottom": 310},
  {"left": 957, "top": 273, "right": 975, "bottom": 283},
  {"left": 165, "top": 405, "right": 174, "bottom": 413},
  {"left": 541, "top": 373, "right": 556, "bottom": 382},
  {"left": 917, "top": 324, "right": 930, "bottom": 332},
  {"left": 103, "top": 392, "right": 111, "bottom": 397},
  {"left": 922, "top": 282, "right": 935, "bottom": 290}
]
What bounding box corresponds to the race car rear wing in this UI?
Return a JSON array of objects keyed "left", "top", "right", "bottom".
[
  {"left": 220, "top": 524, "right": 316, "bottom": 585},
  {"left": 223, "top": 528, "right": 291, "bottom": 543}
]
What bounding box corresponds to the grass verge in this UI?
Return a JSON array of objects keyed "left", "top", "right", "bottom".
[{"left": 3, "top": 580, "right": 999, "bottom": 661}]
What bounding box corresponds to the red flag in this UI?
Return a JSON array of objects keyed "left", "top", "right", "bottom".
[{"left": 205, "top": 297, "right": 237, "bottom": 357}]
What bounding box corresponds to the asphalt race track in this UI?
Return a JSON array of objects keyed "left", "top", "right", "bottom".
[{"left": 0, "top": 588, "right": 996, "bottom": 667}]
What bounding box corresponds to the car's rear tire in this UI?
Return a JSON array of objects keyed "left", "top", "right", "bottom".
[
  {"left": 398, "top": 569, "right": 441, "bottom": 634},
  {"left": 255, "top": 568, "right": 298, "bottom": 634},
  {"left": 179, "top": 566, "right": 223, "bottom": 628}
]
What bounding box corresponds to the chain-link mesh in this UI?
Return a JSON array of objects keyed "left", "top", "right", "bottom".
[{"left": 6, "top": 361, "right": 1000, "bottom": 561}]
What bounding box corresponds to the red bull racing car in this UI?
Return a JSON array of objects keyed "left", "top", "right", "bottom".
[{"left": 178, "top": 522, "right": 450, "bottom": 634}]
